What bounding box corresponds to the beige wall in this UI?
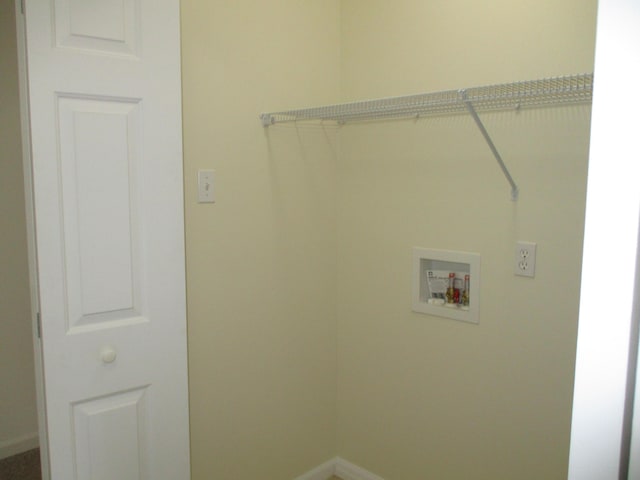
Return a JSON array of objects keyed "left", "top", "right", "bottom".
[
  {"left": 0, "top": 0, "right": 38, "bottom": 457},
  {"left": 336, "top": 1, "right": 597, "bottom": 479},
  {"left": 180, "top": 1, "right": 341, "bottom": 478}
]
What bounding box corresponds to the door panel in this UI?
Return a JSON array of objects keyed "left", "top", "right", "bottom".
[
  {"left": 72, "top": 387, "right": 148, "bottom": 480},
  {"left": 23, "top": 0, "right": 190, "bottom": 478},
  {"left": 57, "top": 95, "right": 144, "bottom": 331},
  {"left": 54, "top": 0, "right": 140, "bottom": 56}
]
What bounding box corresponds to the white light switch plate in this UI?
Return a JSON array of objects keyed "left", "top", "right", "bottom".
[{"left": 197, "top": 169, "right": 214, "bottom": 203}]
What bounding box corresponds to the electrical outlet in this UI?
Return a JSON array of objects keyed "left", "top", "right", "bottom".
[{"left": 515, "top": 241, "right": 536, "bottom": 277}]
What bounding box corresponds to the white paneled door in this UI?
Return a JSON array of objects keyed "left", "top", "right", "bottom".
[{"left": 21, "top": 0, "right": 190, "bottom": 478}]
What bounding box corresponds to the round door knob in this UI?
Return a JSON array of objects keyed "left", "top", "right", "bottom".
[{"left": 100, "top": 346, "right": 117, "bottom": 364}]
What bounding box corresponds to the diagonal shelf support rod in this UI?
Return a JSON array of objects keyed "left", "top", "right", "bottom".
[{"left": 460, "top": 89, "right": 519, "bottom": 201}]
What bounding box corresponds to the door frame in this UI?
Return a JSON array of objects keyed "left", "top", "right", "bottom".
[
  {"left": 14, "top": 1, "right": 50, "bottom": 478},
  {"left": 568, "top": 0, "right": 640, "bottom": 478}
]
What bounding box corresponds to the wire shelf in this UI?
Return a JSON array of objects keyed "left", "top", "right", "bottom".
[
  {"left": 260, "top": 73, "right": 594, "bottom": 201},
  {"left": 260, "top": 73, "right": 593, "bottom": 126}
]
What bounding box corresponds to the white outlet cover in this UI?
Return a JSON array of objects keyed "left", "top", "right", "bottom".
[{"left": 515, "top": 241, "right": 536, "bottom": 277}]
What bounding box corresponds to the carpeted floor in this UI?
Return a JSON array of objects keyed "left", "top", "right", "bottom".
[{"left": 0, "top": 449, "right": 41, "bottom": 480}]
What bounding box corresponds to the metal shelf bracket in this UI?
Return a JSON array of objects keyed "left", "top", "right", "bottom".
[
  {"left": 260, "top": 114, "right": 275, "bottom": 127},
  {"left": 460, "top": 89, "right": 519, "bottom": 201}
]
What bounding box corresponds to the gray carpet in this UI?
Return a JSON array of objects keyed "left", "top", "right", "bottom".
[{"left": 0, "top": 449, "right": 41, "bottom": 480}]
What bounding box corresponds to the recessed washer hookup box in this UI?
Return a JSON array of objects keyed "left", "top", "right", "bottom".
[{"left": 412, "top": 247, "right": 480, "bottom": 324}]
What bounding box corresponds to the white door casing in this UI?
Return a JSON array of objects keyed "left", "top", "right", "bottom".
[{"left": 22, "top": 0, "right": 190, "bottom": 478}]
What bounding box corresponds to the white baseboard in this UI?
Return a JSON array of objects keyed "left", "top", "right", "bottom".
[
  {"left": 335, "top": 457, "right": 385, "bottom": 480},
  {"left": 294, "top": 458, "right": 338, "bottom": 480},
  {"left": 295, "top": 457, "right": 384, "bottom": 480},
  {"left": 0, "top": 432, "right": 39, "bottom": 460}
]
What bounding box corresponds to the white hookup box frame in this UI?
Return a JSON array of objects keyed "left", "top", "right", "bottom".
[{"left": 412, "top": 247, "right": 481, "bottom": 324}]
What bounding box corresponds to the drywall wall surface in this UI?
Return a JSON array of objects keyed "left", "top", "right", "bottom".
[
  {"left": 336, "top": 1, "right": 597, "bottom": 479},
  {"left": 181, "top": 1, "right": 341, "bottom": 478},
  {"left": 0, "top": 0, "right": 38, "bottom": 457},
  {"left": 340, "top": 0, "right": 598, "bottom": 101}
]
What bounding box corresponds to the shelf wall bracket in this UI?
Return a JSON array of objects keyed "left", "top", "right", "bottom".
[
  {"left": 261, "top": 114, "right": 275, "bottom": 127},
  {"left": 460, "top": 90, "right": 519, "bottom": 201}
]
